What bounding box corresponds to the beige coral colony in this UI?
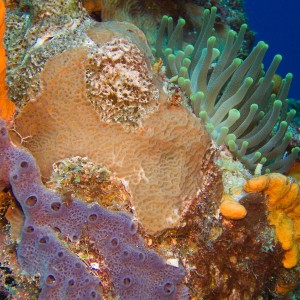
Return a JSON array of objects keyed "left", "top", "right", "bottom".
[{"left": 1, "top": 0, "right": 300, "bottom": 299}]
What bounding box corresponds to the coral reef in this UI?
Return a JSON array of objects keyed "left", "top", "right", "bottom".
[
  {"left": 0, "top": 118, "right": 188, "bottom": 299},
  {"left": 2, "top": 0, "right": 300, "bottom": 299}
]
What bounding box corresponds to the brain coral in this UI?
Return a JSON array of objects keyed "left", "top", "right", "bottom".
[{"left": 12, "top": 41, "right": 211, "bottom": 235}]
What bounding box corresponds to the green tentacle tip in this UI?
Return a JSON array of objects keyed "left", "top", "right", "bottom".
[
  {"left": 177, "top": 18, "right": 186, "bottom": 26},
  {"left": 205, "top": 123, "right": 215, "bottom": 134},
  {"left": 273, "top": 100, "right": 282, "bottom": 107},
  {"left": 178, "top": 76, "right": 185, "bottom": 87},
  {"left": 279, "top": 121, "right": 287, "bottom": 128},
  {"left": 260, "top": 157, "right": 267, "bottom": 164},
  {"left": 168, "top": 54, "right": 176, "bottom": 61},
  {"left": 233, "top": 58, "right": 242, "bottom": 66},
  {"left": 274, "top": 54, "right": 282, "bottom": 62},
  {"left": 225, "top": 133, "right": 236, "bottom": 143},
  {"left": 292, "top": 147, "right": 300, "bottom": 154},
  {"left": 227, "top": 140, "right": 237, "bottom": 151},
  {"left": 211, "top": 6, "right": 217, "bottom": 13},
  {"left": 199, "top": 111, "right": 209, "bottom": 124},
  {"left": 190, "top": 94, "right": 196, "bottom": 103},
  {"left": 179, "top": 66, "right": 188, "bottom": 77},
  {"left": 244, "top": 77, "right": 254, "bottom": 85},
  {"left": 195, "top": 92, "right": 205, "bottom": 103},
  {"left": 164, "top": 48, "right": 173, "bottom": 56},
  {"left": 228, "top": 30, "right": 236, "bottom": 38},
  {"left": 240, "top": 23, "right": 247, "bottom": 30},
  {"left": 182, "top": 58, "right": 191, "bottom": 68},
  {"left": 257, "top": 41, "right": 267, "bottom": 48},
  {"left": 228, "top": 109, "right": 240, "bottom": 120},
  {"left": 199, "top": 111, "right": 208, "bottom": 118},
  {"left": 288, "top": 109, "right": 296, "bottom": 118},
  {"left": 208, "top": 36, "right": 216, "bottom": 45},
  {"left": 285, "top": 132, "right": 292, "bottom": 139},
  {"left": 184, "top": 44, "right": 194, "bottom": 55},
  {"left": 203, "top": 8, "right": 210, "bottom": 15}
]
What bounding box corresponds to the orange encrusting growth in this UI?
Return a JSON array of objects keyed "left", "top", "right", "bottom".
[
  {"left": 219, "top": 194, "right": 247, "bottom": 220},
  {"left": 0, "top": 0, "right": 15, "bottom": 121},
  {"left": 244, "top": 173, "right": 300, "bottom": 268}
]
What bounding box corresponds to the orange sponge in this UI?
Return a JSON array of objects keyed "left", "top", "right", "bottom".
[
  {"left": 244, "top": 173, "right": 300, "bottom": 268},
  {"left": 219, "top": 194, "right": 247, "bottom": 220},
  {"left": 0, "top": 0, "right": 15, "bottom": 121}
]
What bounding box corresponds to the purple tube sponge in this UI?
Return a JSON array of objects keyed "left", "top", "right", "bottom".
[{"left": 0, "top": 118, "right": 188, "bottom": 300}]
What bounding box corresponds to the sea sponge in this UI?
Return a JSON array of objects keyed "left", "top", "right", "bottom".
[
  {"left": 12, "top": 44, "right": 211, "bottom": 235},
  {"left": 0, "top": 0, "right": 15, "bottom": 121},
  {"left": 244, "top": 173, "right": 300, "bottom": 268},
  {"left": 0, "top": 118, "right": 188, "bottom": 299},
  {"left": 219, "top": 194, "right": 247, "bottom": 220}
]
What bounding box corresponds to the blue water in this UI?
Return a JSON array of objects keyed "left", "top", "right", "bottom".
[{"left": 244, "top": 1, "right": 300, "bottom": 99}]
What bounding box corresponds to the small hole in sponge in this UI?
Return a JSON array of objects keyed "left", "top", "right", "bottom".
[
  {"left": 90, "top": 291, "right": 97, "bottom": 298},
  {"left": 110, "top": 237, "right": 119, "bottom": 248},
  {"left": 75, "top": 262, "right": 81, "bottom": 269},
  {"left": 129, "top": 221, "right": 138, "bottom": 235},
  {"left": 25, "top": 195, "right": 37, "bottom": 207},
  {"left": 51, "top": 202, "right": 61, "bottom": 211},
  {"left": 163, "top": 282, "right": 175, "bottom": 295},
  {"left": 138, "top": 251, "right": 145, "bottom": 262},
  {"left": 39, "top": 236, "right": 50, "bottom": 244},
  {"left": 122, "top": 276, "right": 132, "bottom": 288},
  {"left": 46, "top": 274, "right": 56, "bottom": 285},
  {"left": 88, "top": 213, "right": 98, "bottom": 222},
  {"left": 24, "top": 226, "right": 35, "bottom": 233},
  {"left": 0, "top": 127, "right": 7, "bottom": 136},
  {"left": 122, "top": 248, "right": 130, "bottom": 258},
  {"left": 72, "top": 234, "right": 79, "bottom": 241},
  {"left": 20, "top": 161, "right": 28, "bottom": 168},
  {"left": 68, "top": 279, "right": 75, "bottom": 287},
  {"left": 57, "top": 251, "right": 64, "bottom": 258}
]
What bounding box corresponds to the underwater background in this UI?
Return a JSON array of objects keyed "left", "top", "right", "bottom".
[{"left": 245, "top": 0, "right": 300, "bottom": 100}]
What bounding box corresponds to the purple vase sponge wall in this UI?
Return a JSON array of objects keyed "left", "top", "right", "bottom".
[{"left": 0, "top": 118, "right": 188, "bottom": 299}]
